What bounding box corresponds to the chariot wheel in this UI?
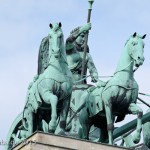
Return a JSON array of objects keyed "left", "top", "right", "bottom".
[{"left": 5, "top": 112, "right": 23, "bottom": 150}]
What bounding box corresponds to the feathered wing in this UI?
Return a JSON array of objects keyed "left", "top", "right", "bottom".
[{"left": 37, "top": 36, "right": 49, "bottom": 75}]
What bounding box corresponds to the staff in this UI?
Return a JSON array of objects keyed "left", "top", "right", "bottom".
[{"left": 81, "top": 0, "right": 94, "bottom": 83}]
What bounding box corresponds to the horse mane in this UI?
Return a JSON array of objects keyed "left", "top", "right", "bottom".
[
  {"left": 49, "top": 23, "right": 63, "bottom": 34},
  {"left": 124, "top": 34, "right": 143, "bottom": 46}
]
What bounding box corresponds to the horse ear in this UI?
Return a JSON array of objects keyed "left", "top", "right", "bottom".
[
  {"left": 49, "top": 23, "right": 53, "bottom": 29},
  {"left": 142, "top": 34, "right": 146, "bottom": 39},
  {"left": 59, "top": 22, "right": 62, "bottom": 28},
  {"left": 133, "top": 32, "right": 137, "bottom": 38}
]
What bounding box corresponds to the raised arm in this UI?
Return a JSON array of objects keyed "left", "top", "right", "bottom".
[{"left": 66, "top": 23, "right": 91, "bottom": 50}]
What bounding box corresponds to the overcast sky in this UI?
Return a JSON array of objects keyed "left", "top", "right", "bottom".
[{"left": 0, "top": 0, "right": 150, "bottom": 149}]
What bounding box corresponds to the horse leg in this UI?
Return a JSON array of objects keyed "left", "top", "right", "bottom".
[
  {"left": 59, "top": 95, "right": 71, "bottom": 130},
  {"left": 128, "top": 103, "right": 143, "bottom": 144},
  {"left": 102, "top": 93, "right": 113, "bottom": 144},
  {"left": 65, "top": 108, "right": 72, "bottom": 131},
  {"left": 98, "top": 117, "right": 108, "bottom": 143},
  {"left": 49, "top": 94, "right": 58, "bottom": 132},
  {"left": 79, "top": 107, "right": 91, "bottom": 140},
  {"left": 82, "top": 122, "right": 91, "bottom": 140},
  {"left": 40, "top": 90, "right": 58, "bottom": 133}
]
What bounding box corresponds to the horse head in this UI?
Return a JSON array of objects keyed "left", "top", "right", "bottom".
[
  {"left": 48, "top": 22, "right": 64, "bottom": 59},
  {"left": 126, "top": 32, "right": 146, "bottom": 67}
]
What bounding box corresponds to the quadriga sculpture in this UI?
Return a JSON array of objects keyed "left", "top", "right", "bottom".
[
  {"left": 5, "top": 23, "right": 73, "bottom": 150},
  {"left": 78, "top": 33, "right": 146, "bottom": 144}
]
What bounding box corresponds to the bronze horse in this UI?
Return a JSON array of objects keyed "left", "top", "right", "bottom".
[{"left": 79, "top": 33, "right": 146, "bottom": 144}]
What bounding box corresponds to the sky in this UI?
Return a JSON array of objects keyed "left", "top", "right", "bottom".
[{"left": 0, "top": 0, "right": 150, "bottom": 149}]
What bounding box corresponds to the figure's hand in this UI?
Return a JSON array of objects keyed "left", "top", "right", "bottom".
[
  {"left": 96, "top": 80, "right": 107, "bottom": 87},
  {"left": 80, "top": 23, "right": 91, "bottom": 34},
  {"left": 91, "top": 73, "right": 98, "bottom": 83}
]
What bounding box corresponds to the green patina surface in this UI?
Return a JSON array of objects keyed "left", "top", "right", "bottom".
[{"left": 5, "top": 0, "right": 150, "bottom": 150}]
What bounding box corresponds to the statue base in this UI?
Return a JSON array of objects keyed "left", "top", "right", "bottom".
[{"left": 12, "top": 132, "right": 130, "bottom": 150}]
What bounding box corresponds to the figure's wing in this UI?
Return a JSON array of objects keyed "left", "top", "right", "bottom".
[{"left": 37, "top": 36, "right": 49, "bottom": 75}]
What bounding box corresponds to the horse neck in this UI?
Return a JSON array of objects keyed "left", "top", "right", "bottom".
[
  {"left": 115, "top": 47, "right": 134, "bottom": 79},
  {"left": 48, "top": 53, "right": 69, "bottom": 74},
  {"left": 49, "top": 55, "right": 67, "bottom": 66}
]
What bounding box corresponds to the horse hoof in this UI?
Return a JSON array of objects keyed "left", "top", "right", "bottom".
[
  {"left": 133, "top": 135, "right": 140, "bottom": 144},
  {"left": 42, "top": 120, "right": 48, "bottom": 133},
  {"left": 133, "top": 138, "right": 140, "bottom": 144},
  {"left": 49, "top": 129, "right": 55, "bottom": 133},
  {"left": 57, "top": 130, "right": 67, "bottom": 136},
  {"left": 49, "top": 120, "right": 57, "bottom": 132}
]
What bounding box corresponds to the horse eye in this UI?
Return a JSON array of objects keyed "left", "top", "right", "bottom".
[
  {"left": 49, "top": 35, "right": 52, "bottom": 39},
  {"left": 59, "top": 35, "right": 62, "bottom": 38}
]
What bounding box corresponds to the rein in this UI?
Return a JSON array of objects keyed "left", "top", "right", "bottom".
[
  {"left": 102, "top": 85, "right": 138, "bottom": 94},
  {"left": 114, "top": 61, "right": 133, "bottom": 75},
  {"left": 74, "top": 75, "right": 113, "bottom": 84},
  {"left": 139, "top": 92, "right": 150, "bottom": 97},
  {"left": 114, "top": 42, "right": 140, "bottom": 75}
]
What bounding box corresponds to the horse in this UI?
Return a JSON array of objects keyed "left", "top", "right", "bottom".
[
  {"left": 78, "top": 32, "right": 146, "bottom": 144},
  {"left": 6, "top": 23, "right": 73, "bottom": 149},
  {"left": 24, "top": 22, "right": 73, "bottom": 134}
]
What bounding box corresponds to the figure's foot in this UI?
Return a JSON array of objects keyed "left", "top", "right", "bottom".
[{"left": 49, "top": 120, "right": 57, "bottom": 133}]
